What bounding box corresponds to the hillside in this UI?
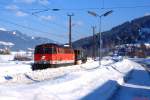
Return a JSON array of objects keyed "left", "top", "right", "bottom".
[
  {"left": 0, "top": 30, "right": 55, "bottom": 51},
  {"left": 73, "top": 15, "right": 150, "bottom": 56}
]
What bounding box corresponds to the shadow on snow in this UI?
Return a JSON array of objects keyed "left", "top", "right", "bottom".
[
  {"left": 82, "top": 69, "right": 150, "bottom": 100},
  {"left": 110, "top": 69, "right": 150, "bottom": 100},
  {"left": 126, "top": 70, "right": 150, "bottom": 86},
  {"left": 81, "top": 80, "right": 118, "bottom": 100}
]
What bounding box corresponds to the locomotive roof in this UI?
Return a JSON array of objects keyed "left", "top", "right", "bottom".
[
  {"left": 35, "top": 43, "right": 72, "bottom": 49},
  {"left": 36, "top": 43, "right": 59, "bottom": 47}
]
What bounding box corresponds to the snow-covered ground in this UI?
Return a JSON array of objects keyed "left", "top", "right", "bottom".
[
  {"left": 0, "top": 51, "right": 33, "bottom": 62},
  {"left": 0, "top": 57, "right": 148, "bottom": 100},
  {"left": 0, "top": 55, "right": 14, "bottom": 61}
]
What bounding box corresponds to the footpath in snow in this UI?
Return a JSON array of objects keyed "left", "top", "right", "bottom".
[{"left": 0, "top": 58, "right": 142, "bottom": 100}]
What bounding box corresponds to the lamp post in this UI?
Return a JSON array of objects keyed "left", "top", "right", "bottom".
[
  {"left": 31, "top": 8, "right": 60, "bottom": 15},
  {"left": 88, "top": 10, "right": 113, "bottom": 66},
  {"left": 68, "top": 13, "right": 74, "bottom": 47}
]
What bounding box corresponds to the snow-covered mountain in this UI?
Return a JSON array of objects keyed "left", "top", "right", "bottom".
[{"left": 0, "top": 30, "right": 56, "bottom": 50}]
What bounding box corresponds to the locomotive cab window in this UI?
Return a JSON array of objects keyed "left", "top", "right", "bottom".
[{"left": 35, "top": 47, "right": 56, "bottom": 54}]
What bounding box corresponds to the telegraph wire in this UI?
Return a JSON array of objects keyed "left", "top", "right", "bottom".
[
  {"left": 0, "top": 4, "right": 148, "bottom": 11},
  {"left": 0, "top": 4, "right": 150, "bottom": 12},
  {"left": 0, "top": 4, "right": 78, "bottom": 40},
  {"left": 0, "top": 18, "right": 66, "bottom": 38},
  {"left": 28, "top": 3, "right": 95, "bottom": 40},
  {"left": 0, "top": 1, "right": 150, "bottom": 41},
  {"left": 25, "top": 3, "right": 150, "bottom": 38},
  {"left": 31, "top": 13, "right": 80, "bottom": 39},
  {"left": 11, "top": 1, "right": 81, "bottom": 39},
  {"left": 0, "top": 0, "right": 150, "bottom": 11},
  {"left": 0, "top": 5, "right": 80, "bottom": 40},
  {"left": 102, "top": 4, "right": 150, "bottom": 9},
  {"left": 32, "top": 5, "right": 84, "bottom": 39}
]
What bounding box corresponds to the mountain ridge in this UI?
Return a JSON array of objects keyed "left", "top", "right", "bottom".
[
  {"left": 0, "top": 30, "right": 56, "bottom": 51},
  {"left": 72, "top": 15, "right": 150, "bottom": 56}
]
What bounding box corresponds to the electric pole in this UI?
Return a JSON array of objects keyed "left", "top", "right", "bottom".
[
  {"left": 68, "top": 13, "right": 74, "bottom": 47},
  {"left": 92, "top": 26, "right": 96, "bottom": 59}
]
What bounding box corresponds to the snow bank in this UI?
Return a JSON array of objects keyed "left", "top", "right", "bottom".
[
  {"left": 0, "top": 55, "right": 14, "bottom": 61},
  {"left": 0, "top": 59, "right": 137, "bottom": 100}
]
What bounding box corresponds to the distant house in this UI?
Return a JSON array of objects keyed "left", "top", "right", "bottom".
[
  {"left": 116, "top": 43, "right": 150, "bottom": 58},
  {"left": 0, "top": 41, "right": 14, "bottom": 54}
]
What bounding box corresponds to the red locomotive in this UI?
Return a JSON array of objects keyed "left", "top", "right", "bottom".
[{"left": 32, "top": 43, "right": 87, "bottom": 70}]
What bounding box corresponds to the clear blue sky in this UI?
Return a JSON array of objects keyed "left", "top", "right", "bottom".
[{"left": 0, "top": 0, "right": 150, "bottom": 43}]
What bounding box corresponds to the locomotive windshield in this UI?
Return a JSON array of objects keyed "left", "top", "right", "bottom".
[{"left": 34, "top": 47, "right": 56, "bottom": 54}]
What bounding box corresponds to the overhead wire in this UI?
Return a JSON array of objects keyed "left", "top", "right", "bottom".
[
  {"left": 0, "top": 18, "right": 68, "bottom": 39},
  {"left": 0, "top": 1, "right": 150, "bottom": 41},
  {"left": 0, "top": 5, "right": 150, "bottom": 11},
  {"left": 34, "top": 2, "right": 87, "bottom": 39},
  {"left": 14, "top": 2, "right": 81, "bottom": 40},
  {"left": 30, "top": 13, "right": 80, "bottom": 40},
  {"left": 0, "top": 14, "right": 72, "bottom": 42},
  {"left": 0, "top": 18, "right": 49, "bottom": 34},
  {"left": 102, "top": 4, "right": 150, "bottom": 9},
  {"left": 28, "top": 3, "right": 150, "bottom": 38},
  {"left": 0, "top": 4, "right": 72, "bottom": 41},
  {"left": 0, "top": 0, "right": 150, "bottom": 11}
]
